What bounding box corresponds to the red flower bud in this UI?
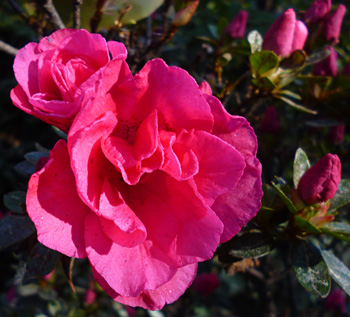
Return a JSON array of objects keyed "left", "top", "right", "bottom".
[
  {"left": 324, "top": 4, "right": 346, "bottom": 44},
  {"left": 262, "top": 9, "right": 308, "bottom": 57},
  {"left": 259, "top": 106, "right": 280, "bottom": 134},
  {"left": 328, "top": 124, "right": 345, "bottom": 144},
  {"left": 313, "top": 46, "right": 338, "bottom": 76},
  {"left": 193, "top": 273, "right": 220, "bottom": 297},
  {"left": 172, "top": 1, "right": 199, "bottom": 27},
  {"left": 226, "top": 10, "right": 249, "bottom": 39},
  {"left": 342, "top": 61, "right": 350, "bottom": 75},
  {"left": 84, "top": 288, "right": 97, "bottom": 305},
  {"left": 304, "top": 0, "right": 331, "bottom": 24},
  {"left": 297, "top": 153, "right": 341, "bottom": 205},
  {"left": 325, "top": 289, "right": 346, "bottom": 314}
]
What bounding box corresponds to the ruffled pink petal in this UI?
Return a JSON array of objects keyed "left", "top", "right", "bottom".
[
  {"left": 10, "top": 85, "right": 73, "bottom": 132},
  {"left": 176, "top": 130, "right": 246, "bottom": 206},
  {"left": 205, "top": 94, "right": 258, "bottom": 157},
  {"left": 102, "top": 110, "right": 161, "bottom": 185},
  {"left": 52, "top": 30, "right": 109, "bottom": 70},
  {"left": 107, "top": 41, "right": 128, "bottom": 60},
  {"left": 212, "top": 156, "right": 263, "bottom": 243},
  {"left": 26, "top": 140, "right": 89, "bottom": 258},
  {"left": 69, "top": 111, "right": 118, "bottom": 212},
  {"left": 132, "top": 173, "right": 224, "bottom": 264},
  {"left": 114, "top": 58, "right": 214, "bottom": 133},
  {"left": 90, "top": 263, "right": 198, "bottom": 310},
  {"left": 99, "top": 178, "right": 147, "bottom": 248},
  {"left": 199, "top": 81, "right": 212, "bottom": 95},
  {"left": 85, "top": 212, "right": 177, "bottom": 297},
  {"left": 13, "top": 42, "right": 40, "bottom": 96},
  {"left": 38, "top": 29, "right": 78, "bottom": 51},
  {"left": 69, "top": 59, "right": 132, "bottom": 137}
]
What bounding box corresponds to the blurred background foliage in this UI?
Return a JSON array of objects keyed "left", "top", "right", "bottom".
[{"left": 1, "top": 0, "right": 350, "bottom": 316}]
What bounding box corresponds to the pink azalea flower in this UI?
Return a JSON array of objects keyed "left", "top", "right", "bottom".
[
  {"left": 297, "top": 153, "right": 341, "bottom": 205},
  {"left": 324, "top": 4, "right": 346, "bottom": 44},
  {"left": 225, "top": 10, "right": 249, "bottom": 39},
  {"left": 262, "top": 9, "right": 308, "bottom": 57},
  {"left": 304, "top": 0, "right": 332, "bottom": 24},
  {"left": 313, "top": 46, "right": 338, "bottom": 76},
  {"left": 11, "top": 29, "right": 130, "bottom": 133},
  {"left": 26, "top": 52, "right": 262, "bottom": 309}
]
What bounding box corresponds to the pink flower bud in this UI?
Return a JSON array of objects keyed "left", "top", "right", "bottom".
[
  {"left": 84, "top": 288, "right": 97, "bottom": 305},
  {"left": 172, "top": 1, "right": 199, "bottom": 27},
  {"left": 324, "top": 4, "right": 346, "bottom": 44},
  {"left": 193, "top": 273, "right": 220, "bottom": 297},
  {"left": 259, "top": 106, "right": 280, "bottom": 134},
  {"left": 226, "top": 10, "right": 249, "bottom": 39},
  {"left": 325, "top": 289, "right": 346, "bottom": 314},
  {"left": 297, "top": 153, "right": 341, "bottom": 205},
  {"left": 328, "top": 124, "right": 345, "bottom": 144},
  {"left": 291, "top": 21, "right": 309, "bottom": 51},
  {"left": 262, "top": 9, "right": 308, "bottom": 57},
  {"left": 304, "top": 0, "right": 331, "bottom": 24},
  {"left": 313, "top": 46, "right": 338, "bottom": 76}
]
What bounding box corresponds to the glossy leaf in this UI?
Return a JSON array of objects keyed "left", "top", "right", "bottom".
[
  {"left": 292, "top": 239, "right": 331, "bottom": 297},
  {"left": 330, "top": 180, "right": 350, "bottom": 211},
  {"left": 276, "top": 96, "right": 317, "bottom": 114},
  {"left": 3, "top": 191, "right": 26, "bottom": 214},
  {"left": 24, "top": 152, "right": 49, "bottom": 165},
  {"left": 271, "top": 182, "right": 297, "bottom": 214},
  {"left": 0, "top": 215, "right": 36, "bottom": 251},
  {"left": 320, "top": 250, "right": 350, "bottom": 296},
  {"left": 322, "top": 222, "right": 350, "bottom": 235},
  {"left": 293, "top": 148, "right": 311, "bottom": 188},
  {"left": 15, "top": 243, "right": 58, "bottom": 284},
  {"left": 249, "top": 50, "right": 279, "bottom": 78},
  {"left": 251, "top": 77, "right": 276, "bottom": 89},
  {"left": 227, "top": 232, "right": 274, "bottom": 259}
]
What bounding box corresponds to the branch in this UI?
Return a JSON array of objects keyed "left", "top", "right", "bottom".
[
  {"left": 0, "top": 40, "right": 18, "bottom": 56},
  {"left": 7, "top": 0, "right": 31, "bottom": 24},
  {"left": 37, "top": 0, "right": 65, "bottom": 29},
  {"left": 73, "top": 0, "right": 83, "bottom": 29}
]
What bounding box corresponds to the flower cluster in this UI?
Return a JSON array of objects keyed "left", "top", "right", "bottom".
[{"left": 11, "top": 29, "right": 262, "bottom": 310}]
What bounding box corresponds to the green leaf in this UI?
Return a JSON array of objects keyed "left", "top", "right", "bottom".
[
  {"left": 322, "top": 222, "right": 350, "bottom": 235},
  {"left": 15, "top": 243, "right": 58, "bottom": 285},
  {"left": 15, "top": 161, "right": 36, "bottom": 176},
  {"left": 249, "top": 50, "right": 279, "bottom": 78},
  {"left": 293, "top": 148, "right": 311, "bottom": 188},
  {"left": 330, "top": 180, "right": 350, "bottom": 211},
  {"left": 276, "top": 96, "right": 317, "bottom": 114},
  {"left": 305, "top": 49, "right": 330, "bottom": 66},
  {"left": 24, "top": 151, "right": 49, "bottom": 165},
  {"left": 271, "top": 182, "right": 297, "bottom": 214},
  {"left": 251, "top": 77, "right": 276, "bottom": 89},
  {"left": 3, "top": 191, "right": 26, "bottom": 214},
  {"left": 295, "top": 216, "right": 320, "bottom": 234},
  {"left": 226, "top": 232, "right": 274, "bottom": 259},
  {"left": 247, "top": 30, "right": 263, "bottom": 54},
  {"left": 0, "top": 215, "right": 36, "bottom": 250},
  {"left": 320, "top": 250, "right": 350, "bottom": 296},
  {"left": 292, "top": 239, "right": 331, "bottom": 297},
  {"left": 280, "top": 50, "right": 306, "bottom": 69}
]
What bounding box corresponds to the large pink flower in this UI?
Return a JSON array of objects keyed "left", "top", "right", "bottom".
[
  {"left": 11, "top": 29, "right": 131, "bottom": 133},
  {"left": 26, "top": 58, "right": 262, "bottom": 310}
]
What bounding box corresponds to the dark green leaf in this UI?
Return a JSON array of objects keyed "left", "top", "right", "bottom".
[
  {"left": 305, "top": 49, "right": 330, "bottom": 66},
  {"left": 293, "top": 148, "right": 310, "bottom": 188},
  {"left": 0, "top": 215, "right": 36, "bottom": 250},
  {"left": 52, "top": 126, "right": 68, "bottom": 140},
  {"left": 247, "top": 30, "right": 263, "bottom": 54},
  {"left": 295, "top": 216, "right": 320, "bottom": 234},
  {"left": 3, "top": 191, "right": 26, "bottom": 214},
  {"left": 280, "top": 50, "right": 306, "bottom": 69},
  {"left": 227, "top": 232, "right": 274, "bottom": 258},
  {"left": 292, "top": 239, "right": 331, "bottom": 297},
  {"left": 330, "top": 180, "right": 350, "bottom": 211},
  {"left": 322, "top": 222, "right": 350, "bottom": 235},
  {"left": 15, "top": 161, "right": 36, "bottom": 176},
  {"left": 271, "top": 182, "right": 297, "bottom": 214},
  {"left": 276, "top": 96, "right": 317, "bottom": 114},
  {"left": 251, "top": 77, "right": 276, "bottom": 89},
  {"left": 24, "top": 151, "right": 49, "bottom": 165},
  {"left": 16, "top": 243, "right": 58, "bottom": 284},
  {"left": 320, "top": 250, "right": 350, "bottom": 296},
  {"left": 249, "top": 50, "right": 279, "bottom": 78}
]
